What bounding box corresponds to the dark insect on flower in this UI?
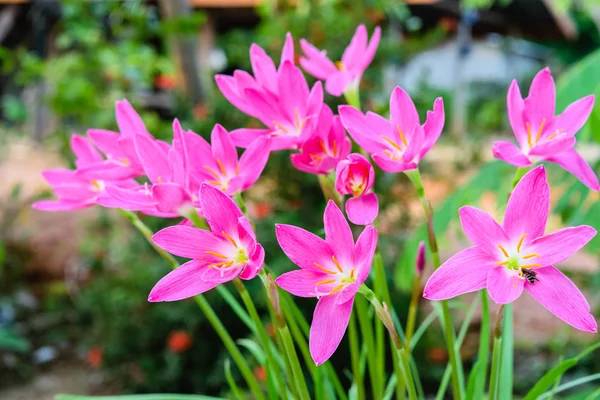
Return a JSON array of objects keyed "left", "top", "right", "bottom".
[{"left": 522, "top": 268, "right": 538, "bottom": 284}]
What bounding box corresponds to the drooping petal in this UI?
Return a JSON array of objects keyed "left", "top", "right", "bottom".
[
  {"left": 524, "top": 68, "right": 555, "bottom": 130},
  {"left": 309, "top": 293, "right": 354, "bottom": 366},
  {"left": 152, "top": 225, "right": 224, "bottom": 259},
  {"left": 506, "top": 80, "right": 528, "bottom": 147},
  {"left": 275, "top": 224, "right": 333, "bottom": 272},
  {"left": 528, "top": 225, "right": 597, "bottom": 266},
  {"left": 338, "top": 106, "right": 386, "bottom": 154},
  {"left": 529, "top": 136, "right": 575, "bottom": 158},
  {"left": 275, "top": 269, "right": 329, "bottom": 298},
  {"left": 237, "top": 136, "right": 271, "bottom": 190},
  {"left": 546, "top": 148, "right": 600, "bottom": 191},
  {"left": 152, "top": 183, "right": 191, "bottom": 214},
  {"left": 323, "top": 200, "right": 354, "bottom": 265},
  {"left": 346, "top": 193, "right": 379, "bottom": 226},
  {"left": 199, "top": 183, "right": 244, "bottom": 236},
  {"left": 556, "top": 95, "right": 595, "bottom": 137},
  {"left": 148, "top": 260, "right": 219, "bottom": 302},
  {"left": 459, "top": 206, "right": 510, "bottom": 258},
  {"left": 423, "top": 247, "right": 497, "bottom": 301},
  {"left": 503, "top": 166, "right": 549, "bottom": 244},
  {"left": 299, "top": 39, "right": 337, "bottom": 80},
  {"left": 486, "top": 266, "right": 525, "bottom": 304},
  {"left": 524, "top": 266, "right": 597, "bottom": 332},
  {"left": 390, "top": 86, "right": 419, "bottom": 137},
  {"left": 492, "top": 141, "right": 532, "bottom": 167},
  {"left": 353, "top": 225, "right": 378, "bottom": 284}
]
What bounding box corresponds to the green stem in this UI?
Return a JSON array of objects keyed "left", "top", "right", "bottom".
[
  {"left": 356, "top": 296, "right": 382, "bottom": 399},
  {"left": 119, "top": 209, "right": 265, "bottom": 400},
  {"left": 404, "top": 169, "right": 464, "bottom": 400},
  {"left": 344, "top": 86, "right": 361, "bottom": 110},
  {"left": 279, "top": 322, "right": 311, "bottom": 400},
  {"left": 180, "top": 207, "right": 208, "bottom": 230},
  {"left": 349, "top": 310, "right": 366, "bottom": 400},
  {"left": 232, "top": 278, "right": 286, "bottom": 397},
  {"left": 489, "top": 305, "right": 505, "bottom": 400},
  {"left": 511, "top": 167, "right": 530, "bottom": 189},
  {"left": 473, "top": 290, "right": 491, "bottom": 398},
  {"left": 404, "top": 274, "right": 421, "bottom": 351}
]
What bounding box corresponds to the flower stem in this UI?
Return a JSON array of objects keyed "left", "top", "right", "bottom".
[
  {"left": 511, "top": 167, "right": 530, "bottom": 189},
  {"left": 344, "top": 86, "right": 361, "bottom": 110},
  {"left": 404, "top": 169, "right": 464, "bottom": 400},
  {"left": 404, "top": 274, "right": 422, "bottom": 351},
  {"left": 349, "top": 310, "right": 366, "bottom": 400},
  {"left": 118, "top": 209, "right": 265, "bottom": 400},
  {"left": 489, "top": 305, "right": 505, "bottom": 400},
  {"left": 356, "top": 295, "right": 383, "bottom": 399},
  {"left": 472, "top": 290, "right": 491, "bottom": 398}
]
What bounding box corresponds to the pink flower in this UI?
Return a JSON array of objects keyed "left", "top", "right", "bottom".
[
  {"left": 423, "top": 166, "right": 597, "bottom": 332},
  {"left": 290, "top": 105, "right": 351, "bottom": 175},
  {"left": 275, "top": 201, "right": 378, "bottom": 364},
  {"left": 33, "top": 134, "right": 137, "bottom": 211},
  {"left": 339, "top": 86, "right": 444, "bottom": 173},
  {"left": 335, "top": 153, "right": 379, "bottom": 225},
  {"left": 215, "top": 34, "right": 324, "bottom": 151},
  {"left": 300, "top": 24, "right": 381, "bottom": 96},
  {"left": 149, "top": 184, "right": 265, "bottom": 301},
  {"left": 493, "top": 67, "right": 599, "bottom": 191},
  {"left": 104, "top": 121, "right": 270, "bottom": 217},
  {"left": 81, "top": 99, "right": 153, "bottom": 180}
]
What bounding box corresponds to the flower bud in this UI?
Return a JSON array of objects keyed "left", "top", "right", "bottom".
[{"left": 416, "top": 241, "right": 426, "bottom": 275}]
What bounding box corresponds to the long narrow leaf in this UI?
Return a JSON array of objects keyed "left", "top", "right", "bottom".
[
  {"left": 539, "top": 373, "right": 600, "bottom": 399},
  {"left": 224, "top": 359, "right": 244, "bottom": 400}
]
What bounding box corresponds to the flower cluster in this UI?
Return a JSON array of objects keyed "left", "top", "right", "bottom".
[{"left": 36, "top": 26, "right": 598, "bottom": 372}]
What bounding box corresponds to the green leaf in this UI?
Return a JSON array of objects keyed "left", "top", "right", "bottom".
[
  {"left": 224, "top": 359, "right": 244, "bottom": 400},
  {"left": 236, "top": 338, "right": 266, "bottom": 365},
  {"left": 498, "top": 304, "right": 514, "bottom": 399},
  {"left": 55, "top": 395, "right": 222, "bottom": 400},
  {"left": 0, "top": 329, "right": 30, "bottom": 353}
]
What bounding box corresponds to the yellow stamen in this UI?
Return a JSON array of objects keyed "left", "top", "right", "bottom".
[
  {"left": 495, "top": 260, "right": 509, "bottom": 265},
  {"left": 350, "top": 268, "right": 356, "bottom": 279},
  {"left": 235, "top": 164, "right": 240, "bottom": 175},
  {"left": 331, "top": 255, "right": 343, "bottom": 273},
  {"left": 381, "top": 135, "right": 403, "bottom": 152},
  {"left": 335, "top": 61, "right": 346, "bottom": 72},
  {"left": 520, "top": 263, "right": 541, "bottom": 269},
  {"left": 397, "top": 125, "right": 408, "bottom": 147},
  {"left": 222, "top": 231, "right": 238, "bottom": 248},
  {"left": 498, "top": 244, "right": 509, "bottom": 258},
  {"left": 211, "top": 260, "right": 234, "bottom": 268},
  {"left": 315, "top": 279, "right": 337, "bottom": 286},
  {"left": 328, "top": 284, "right": 344, "bottom": 295},
  {"left": 157, "top": 176, "right": 164, "bottom": 183},
  {"left": 117, "top": 157, "right": 130, "bottom": 166},
  {"left": 205, "top": 250, "right": 228, "bottom": 259},
  {"left": 526, "top": 122, "right": 533, "bottom": 148},
  {"left": 273, "top": 121, "right": 289, "bottom": 133},
  {"left": 91, "top": 180, "right": 104, "bottom": 192},
  {"left": 314, "top": 262, "right": 336, "bottom": 275},
  {"left": 383, "top": 150, "right": 399, "bottom": 160},
  {"left": 535, "top": 119, "right": 546, "bottom": 143},
  {"left": 319, "top": 139, "right": 328, "bottom": 155},
  {"left": 332, "top": 140, "right": 338, "bottom": 156},
  {"left": 294, "top": 108, "right": 301, "bottom": 128},
  {"left": 216, "top": 159, "right": 227, "bottom": 175},
  {"left": 522, "top": 253, "right": 539, "bottom": 260},
  {"left": 517, "top": 234, "right": 527, "bottom": 253},
  {"left": 203, "top": 165, "right": 221, "bottom": 180}
]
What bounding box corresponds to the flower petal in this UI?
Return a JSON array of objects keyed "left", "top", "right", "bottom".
[
  {"left": 459, "top": 206, "right": 510, "bottom": 258},
  {"left": 230, "top": 128, "right": 271, "bottom": 148},
  {"left": 148, "top": 260, "right": 218, "bottom": 302},
  {"left": 546, "top": 148, "right": 600, "bottom": 191},
  {"left": 359, "top": 26, "right": 381, "bottom": 72},
  {"left": 390, "top": 86, "right": 419, "bottom": 137},
  {"left": 342, "top": 24, "right": 367, "bottom": 68},
  {"left": 152, "top": 183, "right": 191, "bottom": 214},
  {"left": 503, "top": 165, "right": 549, "bottom": 244},
  {"left": 524, "top": 67, "right": 555, "bottom": 130},
  {"left": 492, "top": 141, "right": 531, "bottom": 167},
  {"left": 299, "top": 39, "right": 337, "bottom": 80},
  {"left": 486, "top": 267, "right": 524, "bottom": 304},
  {"left": 423, "top": 247, "right": 497, "bottom": 301},
  {"left": 371, "top": 154, "right": 417, "bottom": 173},
  {"left": 211, "top": 124, "right": 238, "bottom": 173},
  {"left": 323, "top": 200, "right": 354, "bottom": 265},
  {"left": 280, "top": 32, "right": 295, "bottom": 66},
  {"left": 199, "top": 183, "right": 244, "bottom": 236},
  {"left": 506, "top": 80, "right": 528, "bottom": 147},
  {"left": 237, "top": 136, "right": 271, "bottom": 191},
  {"left": 153, "top": 225, "right": 224, "bottom": 259},
  {"left": 239, "top": 243, "right": 265, "bottom": 280},
  {"left": 115, "top": 99, "right": 149, "bottom": 137},
  {"left": 420, "top": 97, "right": 445, "bottom": 159},
  {"left": 528, "top": 225, "right": 596, "bottom": 266},
  {"left": 338, "top": 106, "right": 386, "bottom": 154},
  {"left": 524, "top": 266, "right": 597, "bottom": 332},
  {"left": 275, "top": 269, "right": 330, "bottom": 298},
  {"left": 556, "top": 95, "right": 595, "bottom": 136},
  {"left": 353, "top": 225, "right": 378, "bottom": 284},
  {"left": 529, "top": 136, "right": 575, "bottom": 158},
  {"left": 275, "top": 224, "right": 333, "bottom": 272},
  {"left": 325, "top": 71, "right": 354, "bottom": 97},
  {"left": 346, "top": 193, "right": 379, "bottom": 226},
  {"left": 134, "top": 135, "right": 170, "bottom": 184},
  {"left": 310, "top": 293, "right": 353, "bottom": 365}
]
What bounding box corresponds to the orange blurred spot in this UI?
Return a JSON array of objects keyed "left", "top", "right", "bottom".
[
  {"left": 193, "top": 104, "right": 209, "bottom": 121},
  {"left": 167, "top": 330, "right": 193, "bottom": 354},
  {"left": 254, "top": 365, "right": 267, "bottom": 382},
  {"left": 428, "top": 347, "right": 448, "bottom": 363},
  {"left": 254, "top": 202, "right": 274, "bottom": 220},
  {"left": 155, "top": 74, "right": 178, "bottom": 90},
  {"left": 87, "top": 347, "right": 103, "bottom": 368},
  {"left": 266, "top": 323, "right": 276, "bottom": 338}
]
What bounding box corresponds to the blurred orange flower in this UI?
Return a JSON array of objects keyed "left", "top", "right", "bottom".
[
  {"left": 254, "top": 365, "right": 267, "bottom": 382},
  {"left": 155, "top": 74, "right": 178, "bottom": 90},
  {"left": 167, "top": 330, "right": 193, "bottom": 353},
  {"left": 87, "top": 346, "right": 103, "bottom": 368}
]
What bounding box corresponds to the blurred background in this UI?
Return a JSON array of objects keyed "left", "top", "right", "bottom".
[{"left": 0, "top": 0, "right": 599, "bottom": 398}]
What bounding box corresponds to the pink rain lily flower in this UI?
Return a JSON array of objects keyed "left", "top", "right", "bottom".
[
  {"left": 493, "top": 67, "right": 599, "bottom": 191},
  {"left": 291, "top": 105, "right": 351, "bottom": 175},
  {"left": 275, "top": 201, "right": 378, "bottom": 364},
  {"left": 339, "top": 86, "right": 444, "bottom": 173},
  {"left": 300, "top": 24, "right": 381, "bottom": 96},
  {"left": 81, "top": 99, "right": 155, "bottom": 180},
  {"left": 33, "top": 134, "right": 137, "bottom": 211},
  {"left": 215, "top": 34, "right": 323, "bottom": 150},
  {"left": 424, "top": 166, "right": 597, "bottom": 332},
  {"left": 105, "top": 121, "right": 270, "bottom": 217},
  {"left": 335, "top": 153, "right": 379, "bottom": 225},
  {"left": 149, "top": 184, "right": 265, "bottom": 301}
]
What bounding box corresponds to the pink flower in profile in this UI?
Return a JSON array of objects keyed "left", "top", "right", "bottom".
[
  {"left": 33, "top": 134, "right": 137, "bottom": 211},
  {"left": 339, "top": 86, "right": 444, "bottom": 173},
  {"left": 493, "top": 67, "right": 599, "bottom": 191},
  {"left": 81, "top": 99, "right": 154, "bottom": 180},
  {"left": 149, "top": 184, "right": 265, "bottom": 301},
  {"left": 335, "top": 153, "right": 379, "bottom": 225},
  {"left": 215, "top": 34, "right": 323, "bottom": 150},
  {"left": 300, "top": 24, "right": 381, "bottom": 96},
  {"left": 423, "top": 166, "right": 597, "bottom": 332},
  {"left": 291, "top": 106, "right": 351, "bottom": 175},
  {"left": 275, "top": 201, "right": 378, "bottom": 364},
  {"left": 104, "top": 121, "right": 270, "bottom": 217}
]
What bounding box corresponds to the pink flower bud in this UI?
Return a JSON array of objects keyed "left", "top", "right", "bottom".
[{"left": 416, "top": 241, "right": 426, "bottom": 274}]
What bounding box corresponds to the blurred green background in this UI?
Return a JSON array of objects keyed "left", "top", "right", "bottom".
[{"left": 1, "top": 0, "right": 599, "bottom": 398}]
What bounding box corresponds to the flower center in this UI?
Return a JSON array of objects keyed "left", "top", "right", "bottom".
[
  {"left": 381, "top": 125, "right": 409, "bottom": 160},
  {"left": 312, "top": 255, "right": 356, "bottom": 296},
  {"left": 496, "top": 233, "right": 541, "bottom": 278},
  {"left": 525, "top": 118, "right": 562, "bottom": 150},
  {"left": 204, "top": 231, "right": 248, "bottom": 269},
  {"left": 335, "top": 61, "right": 347, "bottom": 72},
  {"left": 272, "top": 108, "right": 306, "bottom": 137},
  {"left": 90, "top": 179, "right": 105, "bottom": 192},
  {"left": 203, "top": 159, "right": 239, "bottom": 192}
]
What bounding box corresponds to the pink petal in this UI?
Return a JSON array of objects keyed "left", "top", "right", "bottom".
[
  {"left": 243, "top": 88, "right": 281, "bottom": 127},
  {"left": 278, "top": 61, "right": 310, "bottom": 117},
  {"left": 503, "top": 166, "right": 549, "bottom": 244},
  {"left": 459, "top": 206, "right": 510, "bottom": 258},
  {"left": 506, "top": 80, "right": 528, "bottom": 147},
  {"left": 486, "top": 266, "right": 524, "bottom": 304},
  {"left": 250, "top": 44, "right": 278, "bottom": 94},
  {"left": 547, "top": 148, "right": 600, "bottom": 191},
  {"left": 423, "top": 247, "right": 497, "bottom": 301},
  {"left": 420, "top": 97, "right": 445, "bottom": 158},
  {"left": 403, "top": 124, "right": 425, "bottom": 163},
  {"left": 338, "top": 106, "right": 386, "bottom": 154},
  {"left": 239, "top": 243, "right": 265, "bottom": 280},
  {"left": 280, "top": 32, "right": 295, "bottom": 66},
  {"left": 309, "top": 293, "right": 354, "bottom": 365},
  {"left": 529, "top": 136, "right": 575, "bottom": 158},
  {"left": 148, "top": 260, "right": 219, "bottom": 302},
  {"left": 346, "top": 193, "right": 379, "bottom": 226},
  {"left": 153, "top": 225, "right": 224, "bottom": 259},
  {"left": 71, "top": 134, "right": 103, "bottom": 166},
  {"left": 152, "top": 183, "right": 191, "bottom": 214},
  {"left": 524, "top": 266, "right": 597, "bottom": 332},
  {"left": 275, "top": 269, "right": 330, "bottom": 297},
  {"left": 87, "top": 129, "right": 123, "bottom": 158},
  {"left": 371, "top": 154, "right": 417, "bottom": 173},
  {"left": 390, "top": 86, "right": 419, "bottom": 138},
  {"left": 528, "top": 225, "right": 596, "bottom": 266},
  {"left": 199, "top": 183, "right": 244, "bottom": 236},
  {"left": 299, "top": 39, "right": 337, "bottom": 80},
  {"left": 275, "top": 224, "right": 333, "bottom": 272},
  {"left": 556, "top": 95, "right": 595, "bottom": 136},
  {"left": 305, "top": 81, "right": 325, "bottom": 119},
  {"left": 210, "top": 124, "right": 238, "bottom": 173},
  {"left": 115, "top": 99, "right": 148, "bottom": 138},
  {"left": 492, "top": 141, "right": 531, "bottom": 167},
  {"left": 202, "top": 266, "right": 242, "bottom": 283},
  {"left": 359, "top": 26, "right": 381, "bottom": 71},
  {"left": 32, "top": 199, "right": 93, "bottom": 211},
  {"left": 353, "top": 225, "right": 378, "bottom": 284},
  {"left": 524, "top": 67, "right": 555, "bottom": 130},
  {"left": 342, "top": 24, "right": 367, "bottom": 68},
  {"left": 324, "top": 200, "right": 354, "bottom": 264},
  {"left": 134, "top": 135, "right": 170, "bottom": 184},
  {"left": 229, "top": 128, "right": 271, "bottom": 148},
  {"left": 214, "top": 74, "right": 258, "bottom": 117},
  {"left": 105, "top": 186, "right": 154, "bottom": 208},
  {"left": 237, "top": 136, "right": 271, "bottom": 191},
  {"left": 325, "top": 71, "right": 354, "bottom": 97}
]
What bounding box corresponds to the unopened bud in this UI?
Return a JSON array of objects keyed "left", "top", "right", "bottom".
[
  {"left": 416, "top": 241, "right": 426, "bottom": 274},
  {"left": 376, "top": 301, "right": 402, "bottom": 349},
  {"left": 264, "top": 274, "right": 284, "bottom": 327}
]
